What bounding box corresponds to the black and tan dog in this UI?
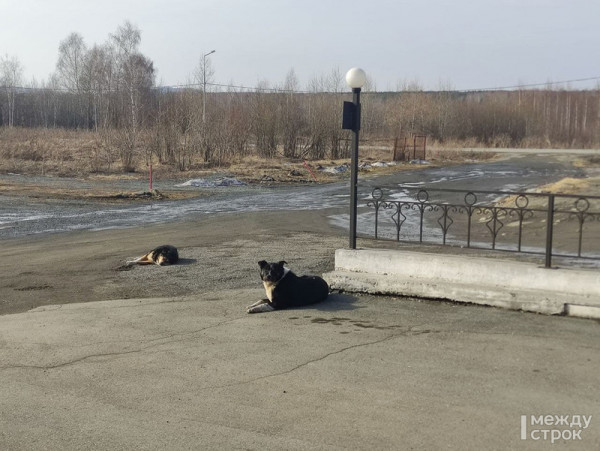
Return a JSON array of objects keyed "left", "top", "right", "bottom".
[
  {"left": 247, "top": 260, "right": 329, "bottom": 313},
  {"left": 126, "top": 245, "right": 179, "bottom": 266}
]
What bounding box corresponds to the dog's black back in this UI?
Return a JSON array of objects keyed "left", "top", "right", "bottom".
[
  {"left": 272, "top": 272, "right": 329, "bottom": 309},
  {"left": 259, "top": 260, "right": 329, "bottom": 310},
  {"left": 151, "top": 245, "right": 179, "bottom": 265}
]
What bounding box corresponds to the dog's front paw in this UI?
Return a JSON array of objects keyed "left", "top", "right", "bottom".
[
  {"left": 247, "top": 302, "right": 275, "bottom": 314},
  {"left": 247, "top": 299, "right": 268, "bottom": 310}
]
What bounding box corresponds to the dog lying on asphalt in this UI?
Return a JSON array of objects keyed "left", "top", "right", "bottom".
[
  {"left": 126, "top": 245, "right": 179, "bottom": 266},
  {"left": 247, "top": 260, "right": 329, "bottom": 313}
]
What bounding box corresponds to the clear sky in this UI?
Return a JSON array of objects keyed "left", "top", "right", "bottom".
[{"left": 1, "top": 0, "right": 599, "bottom": 91}]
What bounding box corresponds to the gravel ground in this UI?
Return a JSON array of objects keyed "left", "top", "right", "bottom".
[{"left": 1, "top": 209, "right": 346, "bottom": 315}]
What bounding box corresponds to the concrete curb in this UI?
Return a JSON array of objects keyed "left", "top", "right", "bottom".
[{"left": 323, "top": 249, "right": 600, "bottom": 318}]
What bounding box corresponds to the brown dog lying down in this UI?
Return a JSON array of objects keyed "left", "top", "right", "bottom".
[
  {"left": 126, "top": 245, "right": 179, "bottom": 266},
  {"left": 247, "top": 260, "right": 329, "bottom": 313}
]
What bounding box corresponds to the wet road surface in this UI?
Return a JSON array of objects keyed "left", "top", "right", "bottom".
[{"left": 0, "top": 154, "right": 585, "bottom": 239}]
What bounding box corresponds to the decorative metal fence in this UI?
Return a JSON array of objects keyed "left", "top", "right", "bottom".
[{"left": 366, "top": 186, "right": 600, "bottom": 267}]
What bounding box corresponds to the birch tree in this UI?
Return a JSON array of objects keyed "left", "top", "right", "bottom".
[
  {"left": 56, "top": 33, "right": 87, "bottom": 127},
  {"left": 110, "top": 21, "right": 155, "bottom": 170},
  {"left": 0, "top": 54, "right": 24, "bottom": 127}
]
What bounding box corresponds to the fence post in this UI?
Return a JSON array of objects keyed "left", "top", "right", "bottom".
[{"left": 545, "top": 194, "right": 555, "bottom": 268}]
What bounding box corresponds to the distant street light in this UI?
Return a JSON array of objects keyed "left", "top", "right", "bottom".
[
  {"left": 202, "top": 50, "right": 216, "bottom": 123},
  {"left": 343, "top": 67, "right": 366, "bottom": 249}
]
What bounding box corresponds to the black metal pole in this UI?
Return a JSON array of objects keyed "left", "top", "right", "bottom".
[
  {"left": 349, "top": 87, "right": 361, "bottom": 249},
  {"left": 545, "top": 194, "right": 555, "bottom": 268}
]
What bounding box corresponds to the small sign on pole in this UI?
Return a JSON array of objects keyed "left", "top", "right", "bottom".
[{"left": 342, "top": 101, "right": 357, "bottom": 131}]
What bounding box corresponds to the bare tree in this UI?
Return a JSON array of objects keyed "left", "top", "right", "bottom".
[
  {"left": 304, "top": 69, "right": 345, "bottom": 159},
  {"left": 251, "top": 80, "right": 278, "bottom": 158},
  {"left": 56, "top": 33, "right": 88, "bottom": 127},
  {"left": 194, "top": 51, "right": 215, "bottom": 123},
  {"left": 110, "top": 21, "right": 155, "bottom": 171},
  {"left": 81, "top": 44, "right": 113, "bottom": 131},
  {"left": 56, "top": 33, "right": 87, "bottom": 92},
  {"left": 280, "top": 68, "right": 303, "bottom": 158},
  {"left": 0, "top": 54, "right": 24, "bottom": 127}
]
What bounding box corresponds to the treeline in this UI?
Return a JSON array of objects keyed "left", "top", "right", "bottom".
[
  {"left": 1, "top": 22, "right": 599, "bottom": 172},
  {"left": 4, "top": 85, "right": 600, "bottom": 170},
  {"left": 375, "top": 88, "right": 600, "bottom": 149}
]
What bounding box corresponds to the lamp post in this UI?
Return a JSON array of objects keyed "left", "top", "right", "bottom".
[
  {"left": 202, "top": 50, "right": 215, "bottom": 123},
  {"left": 344, "top": 67, "right": 366, "bottom": 249}
]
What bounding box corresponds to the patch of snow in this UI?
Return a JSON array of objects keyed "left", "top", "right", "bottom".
[
  {"left": 371, "top": 161, "right": 388, "bottom": 167},
  {"left": 320, "top": 164, "right": 349, "bottom": 174},
  {"left": 175, "top": 177, "right": 246, "bottom": 188}
]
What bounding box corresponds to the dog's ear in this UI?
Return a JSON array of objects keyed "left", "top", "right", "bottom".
[
  {"left": 277, "top": 260, "right": 287, "bottom": 268},
  {"left": 258, "top": 260, "right": 268, "bottom": 269}
]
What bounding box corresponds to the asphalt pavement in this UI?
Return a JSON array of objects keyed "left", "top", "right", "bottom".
[{"left": 1, "top": 289, "right": 598, "bottom": 450}]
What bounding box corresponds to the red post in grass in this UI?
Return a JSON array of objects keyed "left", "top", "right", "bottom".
[{"left": 303, "top": 161, "right": 318, "bottom": 182}]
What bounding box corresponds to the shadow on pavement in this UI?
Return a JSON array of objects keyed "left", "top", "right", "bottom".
[{"left": 310, "top": 291, "right": 363, "bottom": 312}]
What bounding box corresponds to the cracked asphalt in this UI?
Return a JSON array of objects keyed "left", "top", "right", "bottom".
[{"left": 1, "top": 287, "right": 599, "bottom": 449}]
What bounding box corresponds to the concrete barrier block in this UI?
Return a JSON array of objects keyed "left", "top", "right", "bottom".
[
  {"left": 565, "top": 304, "right": 600, "bottom": 319},
  {"left": 325, "top": 249, "right": 600, "bottom": 316}
]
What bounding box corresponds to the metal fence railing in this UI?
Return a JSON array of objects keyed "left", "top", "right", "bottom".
[{"left": 365, "top": 186, "right": 600, "bottom": 268}]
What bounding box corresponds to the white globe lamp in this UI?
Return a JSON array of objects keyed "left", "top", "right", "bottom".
[{"left": 345, "top": 67, "right": 366, "bottom": 89}]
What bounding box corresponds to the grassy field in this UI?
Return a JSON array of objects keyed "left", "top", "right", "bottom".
[{"left": 0, "top": 127, "right": 498, "bottom": 180}]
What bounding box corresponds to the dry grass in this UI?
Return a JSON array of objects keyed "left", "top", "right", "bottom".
[
  {"left": 496, "top": 176, "right": 600, "bottom": 213},
  {"left": 426, "top": 148, "right": 498, "bottom": 162},
  {"left": 0, "top": 128, "right": 111, "bottom": 176},
  {"left": 0, "top": 128, "right": 439, "bottom": 183},
  {"left": 537, "top": 177, "right": 600, "bottom": 194},
  {"left": 573, "top": 155, "right": 600, "bottom": 169}
]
